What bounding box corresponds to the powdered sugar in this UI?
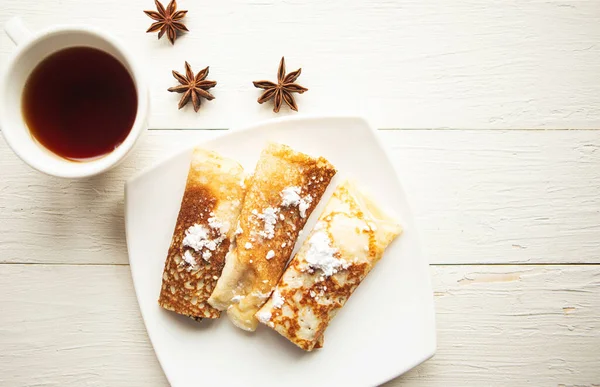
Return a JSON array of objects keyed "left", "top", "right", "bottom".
[
  {"left": 304, "top": 231, "right": 351, "bottom": 277},
  {"left": 182, "top": 224, "right": 211, "bottom": 251},
  {"left": 272, "top": 289, "right": 285, "bottom": 308},
  {"left": 182, "top": 219, "right": 227, "bottom": 263},
  {"left": 281, "top": 186, "right": 302, "bottom": 206},
  {"left": 181, "top": 250, "right": 198, "bottom": 271},
  {"left": 257, "top": 207, "right": 278, "bottom": 239},
  {"left": 208, "top": 215, "right": 230, "bottom": 235},
  {"left": 182, "top": 224, "right": 218, "bottom": 261},
  {"left": 298, "top": 195, "right": 312, "bottom": 218},
  {"left": 281, "top": 186, "right": 313, "bottom": 218},
  {"left": 266, "top": 250, "right": 275, "bottom": 260},
  {"left": 256, "top": 310, "right": 271, "bottom": 323}
]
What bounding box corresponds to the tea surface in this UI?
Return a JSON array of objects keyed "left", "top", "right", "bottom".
[{"left": 22, "top": 46, "right": 138, "bottom": 161}]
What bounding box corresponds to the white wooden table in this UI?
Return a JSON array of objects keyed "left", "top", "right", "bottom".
[{"left": 1, "top": 1, "right": 600, "bottom": 386}]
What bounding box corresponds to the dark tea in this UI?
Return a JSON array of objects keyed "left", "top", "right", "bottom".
[{"left": 22, "top": 46, "right": 138, "bottom": 161}]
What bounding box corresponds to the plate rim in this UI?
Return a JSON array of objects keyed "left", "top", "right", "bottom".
[{"left": 124, "top": 115, "right": 437, "bottom": 386}]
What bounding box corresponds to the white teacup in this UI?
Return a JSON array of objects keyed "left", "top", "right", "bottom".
[{"left": 0, "top": 17, "right": 149, "bottom": 178}]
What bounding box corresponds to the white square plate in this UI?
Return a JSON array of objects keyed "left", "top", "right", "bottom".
[{"left": 125, "top": 116, "right": 436, "bottom": 387}]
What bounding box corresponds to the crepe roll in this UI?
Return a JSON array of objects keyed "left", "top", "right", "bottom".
[
  {"left": 256, "top": 180, "right": 402, "bottom": 351},
  {"left": 208, "top": 143, "right": 336, "bottom": 331},
  {"left": 158, "top": 148, "right": 246, "bottom": 320}
]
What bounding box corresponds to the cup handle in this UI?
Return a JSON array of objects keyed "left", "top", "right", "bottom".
[{"left": 4, "top": 17, "right": 32, "bottom": 46}]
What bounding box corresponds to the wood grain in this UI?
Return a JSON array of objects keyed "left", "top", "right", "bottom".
[
  {"left": 1, "top": 1, "right": 599, "bottom": 386},
  {"left": 1, "top": 0, "right": 599, "bottom": 129},
  {"left": 391, "top": 264, "right": 600, "bottom": 387},
  {"left": 1, "top": 130, "right": 598, "bottom": 265},
  {"left": 0, "top": 264, "right": 597, "bottom": 386}
]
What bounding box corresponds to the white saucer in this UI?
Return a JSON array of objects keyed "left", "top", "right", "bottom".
[{"left": 125, "top": 116, "right": 436, "bottom": 387}]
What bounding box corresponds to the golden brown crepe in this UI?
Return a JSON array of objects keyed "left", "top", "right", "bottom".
[
  {"left": 256, "top": 180, "right": 402, "bottom": 350},
  {"left": 208, "top": 143, "right": 336, "bottom": 331},
  {"left": 158, "top": 148, "right": 246, "bottom": 320}
]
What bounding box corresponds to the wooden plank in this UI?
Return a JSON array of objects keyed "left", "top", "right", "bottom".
[
  {"left": 1, "top": 0, "right": 599, "bottom": 129},
  {"left": 0, "top": 264, "right": 167, "bottom": 387},
  {"left": 1, "top": 130, "right": 599, "bottom": 265},
  {"left": 390, "top": 130, "right": 600, "bottom": 265},
  {"left": 390, "top": 264, "right": 600, "bottom": 387},
  {"left": 0, "top": 264, "right": 598, "bottom": 386}
]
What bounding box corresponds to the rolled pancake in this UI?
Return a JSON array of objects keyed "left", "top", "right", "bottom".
[
  {"left": 208, "top": 143, "right": 336, "bottom": 331},
  {"left": 256, "top": 180, "right": 402, "bottom": 351},
  {"left": 158, "top": 148, "right": 246, "bottom": 320}
]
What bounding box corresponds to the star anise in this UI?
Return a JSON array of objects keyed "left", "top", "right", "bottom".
[
  {"left": 144, "top": 0, "right": 188, "bottom": 45},
  {"left": 253, "top": 57, "right": 308, "bottom": 113},
  {"left": 168, "top": 62, "right": 217, "bottom": 112}
]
